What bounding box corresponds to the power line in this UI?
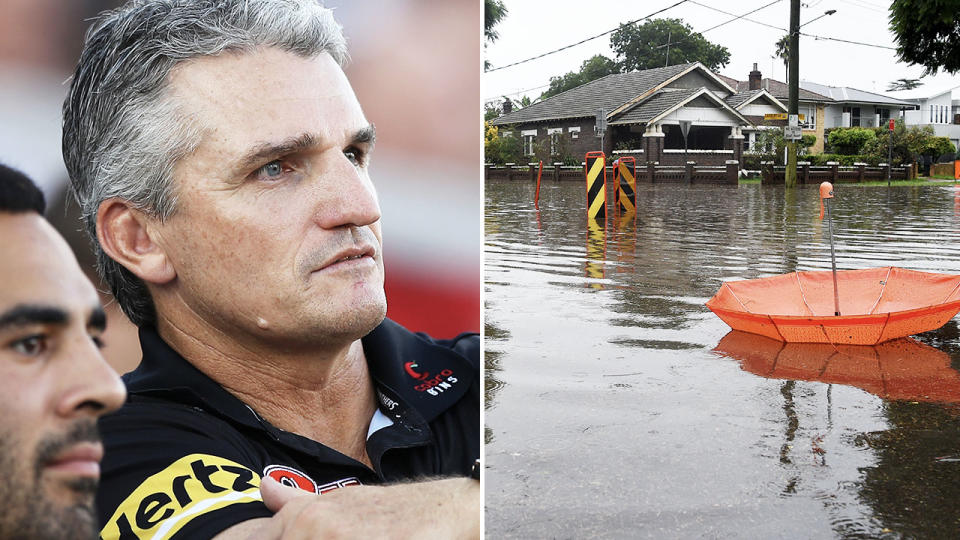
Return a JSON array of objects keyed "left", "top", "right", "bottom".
[
  {"left": 484, "top": 0, "right": 690, "bottom": 73},
  {"left": 688, "top": 0, "right": 895, "bottom": 50},
  {"left": 652, "top": 0, "right": 783, "bottom": 51},
  {"left": 483, "top": 83, "right": 551, "bottom": 104}
]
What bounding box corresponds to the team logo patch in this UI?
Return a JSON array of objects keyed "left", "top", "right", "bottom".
[
  {"left": 413, "top": 368, "right": 459, "bottom": 397},
  {"left": 403, "top": 361, "right": 429, "bottom": 380},
  {"left": 100, "top": 453, "right": 261, "bottom": 540},
  {"left": 263, "top": 465, "right": 361, "bottom": 495},
  {"left": 263, "top": 465, "right": 317, "bottom": 493}
]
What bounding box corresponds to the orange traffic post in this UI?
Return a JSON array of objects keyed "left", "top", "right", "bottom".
[
  {"left": 534, "top": 160, "right": 543, "bottom": 209},
  {"left": 819, "top": 182, "right": 840, "bottom": 316}
]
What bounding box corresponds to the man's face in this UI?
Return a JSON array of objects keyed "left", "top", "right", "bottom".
[
  {"left": 156, "top": 48, "right": 386, "bottom": 347},
  {"left": 0, "top": 213, "right": 126, "bottom": 540}
]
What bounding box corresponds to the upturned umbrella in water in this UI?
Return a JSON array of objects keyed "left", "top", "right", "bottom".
[{"left": 706, "top": 183, "right": 960, "bottom": 345}]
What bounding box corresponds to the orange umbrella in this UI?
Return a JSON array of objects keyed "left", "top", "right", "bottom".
[
  {"left": 706, "top": 182, "right": 960, "bottom": 344},
  {"left": 706, "top": 267, "right": 960, "bottom": 344},
  {"left": 714, "top": 331, "right": 960, "bottom": 404}
]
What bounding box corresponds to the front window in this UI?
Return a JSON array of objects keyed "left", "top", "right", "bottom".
[
  {"left": 800, "top": 105, "right": 816, "bottom": 129},
  {"left": 547, "top": 128, "right": 563, "bottom": 155},
  {"left": 521, "top": 129, "right": 537, "bottom": 156}
]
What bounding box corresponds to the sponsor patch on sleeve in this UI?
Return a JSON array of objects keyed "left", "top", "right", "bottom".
[{"left": 100, "top": 453, "right": 262, "bottom": 540}]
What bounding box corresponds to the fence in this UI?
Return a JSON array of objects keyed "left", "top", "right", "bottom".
[
  {"left": 485, "top": 161, "right": 739, "bottom": 185},
  {"left": 760, "top": 162, "right": 915, "bottom": 185}
]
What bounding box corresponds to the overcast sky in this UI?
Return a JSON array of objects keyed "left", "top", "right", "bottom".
[{"left": 483, "top": 0, "right": 960, "bottom": 106}]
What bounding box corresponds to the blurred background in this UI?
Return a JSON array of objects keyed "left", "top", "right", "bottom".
[{"left": 0, "top": 0, "right": 482, "bottom": 373}]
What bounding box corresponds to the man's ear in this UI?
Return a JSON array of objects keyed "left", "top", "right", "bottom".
[{"left": 96, "top": 198, "right": 176, "bottom": 285}]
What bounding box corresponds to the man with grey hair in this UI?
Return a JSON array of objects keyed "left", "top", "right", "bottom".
[{"left": 62, "top": 1, "right": 480, "bottom": 538}]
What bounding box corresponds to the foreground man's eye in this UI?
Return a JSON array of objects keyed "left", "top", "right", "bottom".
[{"left": 11, "top": 334, "right": 47, "bottom": 356}]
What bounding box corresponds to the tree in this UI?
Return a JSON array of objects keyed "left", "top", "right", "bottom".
[
  {"left": 540, "top": 55, "right": 619, "bottom": 100},
  {"left": 610, "top": 18, "right": 730, "bottom": 72},
  {"left": 887, "top": 78, "right": 923, "bottom": 91},
  {"left": 774, "top": 35, "right": 789, "bottom": 82},
  {"left": 484, "top": 121, "right": 523, "bottom": 164},
  {"left": 484, "top": 0, "right": 507, "bottom": 43},
  {"left": 484, "top": 101, "right": 502, "bottom": 122},
  {"left": 484, "top": 0, "right": 508, "bottom": 70},
  {"left": 889, "top": 0, "right": 960, "bottom": 75}
]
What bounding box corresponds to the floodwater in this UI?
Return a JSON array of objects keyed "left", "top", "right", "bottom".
[{"left": 484, "top": 181, "right": 960, "bottom": 539}]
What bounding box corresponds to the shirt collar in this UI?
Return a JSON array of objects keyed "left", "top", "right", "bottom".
[{"left": 124, "top": 319, "right": 475, "bottom": 431}]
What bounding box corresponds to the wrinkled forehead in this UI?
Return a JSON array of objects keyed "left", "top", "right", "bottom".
[
  {"left": 167, "top": 48, "right": 368, "bottom": 154},
  {"left": 0, "top": 214, "right": 99, "bottom": 312}
]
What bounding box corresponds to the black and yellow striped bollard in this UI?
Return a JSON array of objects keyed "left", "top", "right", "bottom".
[
  {"left": 614, "top": 156, "right": 636, "bottom": 216},
  {"left": 584, "top": 151, "right": 607, "bottom": 220}
]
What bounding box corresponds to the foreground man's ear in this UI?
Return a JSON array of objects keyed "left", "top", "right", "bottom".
[{"left": 97, "top": 198, "right": 176, "bottom": 285}]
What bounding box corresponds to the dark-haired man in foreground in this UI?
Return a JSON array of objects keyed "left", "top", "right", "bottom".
[
  {"left": 62, "top": 1, "right": 480, "bottom": 538},
  {"left": 0, "top": 164, "right": 126, "bottom": 540}
]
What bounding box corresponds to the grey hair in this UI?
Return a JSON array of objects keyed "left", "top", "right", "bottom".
[{"left": 62, "top": 0, "right": 348, "bottom": 327}]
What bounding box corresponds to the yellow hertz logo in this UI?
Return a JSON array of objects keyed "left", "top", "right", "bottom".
[{"left": 100, "top": 454, "right": 261, "bottom": 540}]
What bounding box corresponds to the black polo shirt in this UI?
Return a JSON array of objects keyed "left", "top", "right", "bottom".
[{"left": 96, "top": 319, "right": 479, "bottom": 540}]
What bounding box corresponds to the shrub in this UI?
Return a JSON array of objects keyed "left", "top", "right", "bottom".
[{"left": 827, "top": 127, "right": 877, "bottom": 155}]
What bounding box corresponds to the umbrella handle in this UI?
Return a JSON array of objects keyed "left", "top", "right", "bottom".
[{"left": 821, "top": 184, "right": 840, "bottom": 317}]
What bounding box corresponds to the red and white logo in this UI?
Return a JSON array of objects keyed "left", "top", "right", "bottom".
[
  {"left": 263, "top": 465, "right": 318, "bottom": 494},
  {"left": 404, "top": 361, "right": 429, "bottom": 380},
  {"left": 413, "top": 368, "right": 459, "bottom": 396},
  {"left": 263, "top": 465, "right": 362, "bottom": 495}
]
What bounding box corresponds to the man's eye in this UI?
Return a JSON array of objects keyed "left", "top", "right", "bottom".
[
  {"left": 11, "top": 335, "right": 47, "bottom": 356},
  {"left": 255, "top": 160, "right": 288, "bottom": 180},
  {"left": 344, "top": 149, "right": 365, "bottom": 166}
]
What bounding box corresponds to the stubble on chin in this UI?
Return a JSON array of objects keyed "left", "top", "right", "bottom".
[{"left": 0, "top": 423, "right": 101, "bottom": 540}]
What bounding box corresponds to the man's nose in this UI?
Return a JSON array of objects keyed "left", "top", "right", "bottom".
[
  {"left": 55, "top": 333, "right": 126, "bottom": 419},
  {"left": 311, "top": 152, "right": 382, "bottom": 229}
]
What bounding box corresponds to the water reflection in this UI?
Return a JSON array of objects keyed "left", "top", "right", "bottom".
[
  {"left": 486, "top": 182, "right": 960, "bottom": 538},
  {"left": 715, "top": 331, "right": 960, "bottom": 403}
]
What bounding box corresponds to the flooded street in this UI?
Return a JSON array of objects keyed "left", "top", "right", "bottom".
[{"left": 484, "top": 181, "right": 960, "bottom": 538}]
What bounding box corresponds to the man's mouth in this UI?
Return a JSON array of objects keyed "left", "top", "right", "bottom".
[
  {"left": 317, "top": 245, "right": 377, "bottom": 272},
  {"left": 43, "top": 442, "right": 104, "bottom": 478}
]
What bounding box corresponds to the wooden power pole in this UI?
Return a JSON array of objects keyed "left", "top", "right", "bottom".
[{"left": 785, "top": 0, "right": 800, "bottom": 187}]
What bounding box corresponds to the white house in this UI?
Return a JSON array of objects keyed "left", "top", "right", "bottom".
[
  {"left": 889, "top": 84, "right": 960, "bottom": 150},
  {"left": 799, "top": 81, "right": 913, "bottom": 129}
]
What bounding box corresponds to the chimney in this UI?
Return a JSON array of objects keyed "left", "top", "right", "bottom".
[
  {"left": 503, "top": 98, "right": 512, "bottom": 114},
  {"left": 749, "top": 63, "right": 762, "bottom": 91}
]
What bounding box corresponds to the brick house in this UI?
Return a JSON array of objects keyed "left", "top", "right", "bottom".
[{"left": 492, "top": 62, "right": 762, "bottom": 167}]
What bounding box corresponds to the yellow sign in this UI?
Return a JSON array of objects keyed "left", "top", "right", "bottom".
[{"left": 763, "top": 113, "right": 806, "bottom": 121}]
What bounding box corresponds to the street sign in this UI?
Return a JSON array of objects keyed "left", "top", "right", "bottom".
[
  {"left": 788, "top": 114, "right": 799, "bottom": 127},
  {"left": 889, "top": 119, "right": 895, "bottom": 131},
  {"left": 784, "top": 126, "right": 802, "bottom": 140},
  {"left": 679, "top": 120, "right": 692, "bottom": 138},
  {"left": 764, "top": 113, "right": 806, "bottom": 122},
  {"left": 596, "top": 108, "right": 607, "bottom": 133}
]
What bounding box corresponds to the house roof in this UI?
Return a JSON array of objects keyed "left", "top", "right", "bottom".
[
  {"left": 887, "top": 83, "right": 960, "bottom": 102},
  {"left": 799, "top": 81, "right": 914, "bottom": 106},
  {"left": 610, "top": 87, "right": 752, "bottom": 127},
  {"left": 721, "top": 77, "right": 832, "bottom": 103},
  {"left": 492, "top": 62, "right": 714, "bottom": 126},
  {"left": 723, "top": 89, "right": 787, "bottom": 111},
  {"left": 611, "top": 88, "right": 699, "bottom": 124}
]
